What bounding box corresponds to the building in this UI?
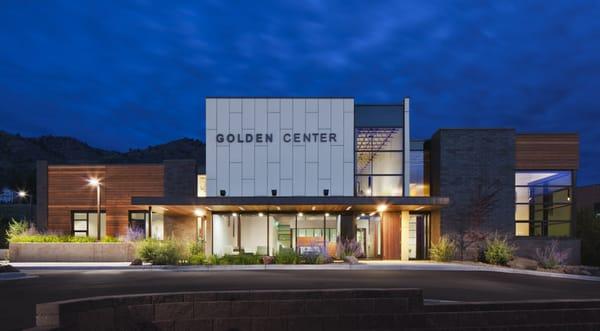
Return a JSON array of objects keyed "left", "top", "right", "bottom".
[
  {"left": 36, "top": 97, "right": 581, "bottom": 261},
  {"left": 575, "top": 184, "right": 600, "bottom": 218}
]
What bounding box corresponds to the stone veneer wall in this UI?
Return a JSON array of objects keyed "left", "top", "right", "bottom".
[
  {"left": 430, "top": 129, "right": 516, "bottom": 236},
  {"left": 34, "top": 288, "right": 423, "bottom": 330},
  {"left": 164, "top": 215, "right": 197, "bottom": 243},
  {"left": 9, "top": 242, "right": 135, "bottom": 262}
]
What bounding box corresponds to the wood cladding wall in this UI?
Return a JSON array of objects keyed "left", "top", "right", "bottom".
[
  {"left": 47, "top": 164, "right": 164, "bottom": 236},
  {"left": 381, "top": 212, "right": 401, "bottom": 259},
  {"left": 515, "top": 134, "right": 579, "bottom": 170}
]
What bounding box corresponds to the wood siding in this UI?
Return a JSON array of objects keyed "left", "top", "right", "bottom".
[
  {"left": 515, "top": 134, "right": 579, "bottom": 170},
  {"left": 381, "top": 212, "right": 401, "bottom": 259},
  {"left": 47, "top": 164, "right": 164, "bottom": 236}
]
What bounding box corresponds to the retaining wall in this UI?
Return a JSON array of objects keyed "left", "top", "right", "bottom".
[{"left": 9, "top": 242, "right": 135, "bottom": 262}]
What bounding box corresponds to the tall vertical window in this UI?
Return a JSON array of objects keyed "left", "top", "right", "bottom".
[
  {"left": 409, "top": 142, "right": 430, "bottom": 196},
  {"left": 515, "top": 171, "right": 573, "bottom": 237},
  {"left": 355, "top": 128, "right": 403, "bottom": 196}
]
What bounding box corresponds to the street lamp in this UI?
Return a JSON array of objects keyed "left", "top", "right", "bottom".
[
  {"left": 87, "top": 178, "right": 101, "bottom": 240},
  {"left": 17, "top": 190, "right": 33, "bottom": 222}
]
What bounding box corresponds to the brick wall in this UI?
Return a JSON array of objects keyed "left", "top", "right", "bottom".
[{"left": 430, "top": 129, "right": 516, "bottom": 236}]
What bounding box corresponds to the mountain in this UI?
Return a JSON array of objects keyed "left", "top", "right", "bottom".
[{"left": 0, "top": 131, "right": 205, "bottom": 196}]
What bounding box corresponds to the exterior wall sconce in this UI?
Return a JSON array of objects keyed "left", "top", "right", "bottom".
[
  {"left": 220, "top": 190, "right": 226, "bottom": 197},
  {"left": 271, "top": 189, "right": 277, "bottom": 196},
  {"left": 323, "top": 189, "right": 329, "bottom": 196}
]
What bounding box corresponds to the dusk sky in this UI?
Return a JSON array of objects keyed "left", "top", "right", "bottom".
[{"left": 1, "top": 1, "right": 599, "bottom": 184}]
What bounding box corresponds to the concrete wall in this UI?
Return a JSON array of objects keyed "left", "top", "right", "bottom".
[
  {"left": 206, "top": 98, "right": 355, "bottom": 197},
  {"left": 514, "top": 238, "right": 581, "bottom": 265},
  {"left": 9, "top": 242, "right": 135, "bottom": 262},
  {"left": 430, "top": 129, "right": 515, "bottom": 236}
]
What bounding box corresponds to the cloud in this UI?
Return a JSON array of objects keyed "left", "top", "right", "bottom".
[{"left": 0, "top": 0, "right": 599, "bottom": 184}]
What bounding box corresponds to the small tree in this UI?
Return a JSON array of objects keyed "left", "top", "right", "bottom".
[
  {"left": 536, "top": 240, "right": 571, "bottom": 269},
  {"left": 451, "top": 179, "right": 502, "bottom": 260}
]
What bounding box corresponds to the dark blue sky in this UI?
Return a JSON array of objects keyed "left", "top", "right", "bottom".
[{"left": 1, "top": 1, "right": 599, "bottom": 184}]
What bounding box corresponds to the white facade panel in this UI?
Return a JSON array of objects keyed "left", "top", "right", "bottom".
[
  {"left": 254, "top": 146, "right": 268, "bottom": 196},
  {"left": 206, "top": 98, "right": 217, "bottom": 130},
  {"left": 305, "top": 163, "right": 318, "bottom": 196},
  {"left": 206, "top": 97, "right": 354, "bottom": 197},
  {"left": 292, "top": 145, "right": 306, "bottom": 196},
  {"left": 331, "top": 146, "right": 343, "bottom": 195},
  {"left": 230, "top": 163, "right": 242, "bottom": 196},
  {"left": 343, "top": 162, "right": 354, "bottom": 196},
  {"left": 267, "top": 163, "right": 280, "bottom": 193}
]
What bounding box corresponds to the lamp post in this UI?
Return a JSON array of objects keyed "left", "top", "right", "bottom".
[{"left": 87, "top": 178, "right": 101, "bottom": 240}]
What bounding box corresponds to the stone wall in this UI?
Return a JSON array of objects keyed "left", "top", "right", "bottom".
[
  {"left": 164, "top": 215, "right": 197, "bottom": 242},
  {"left": 430, "top": 129, "right": 515, "bottom": 236},
  {"left": 9, "top": 242, "right": 135, "bottom": 262},
  {"left": 34, "top": 288, "right": 423, "bottom": 330}
]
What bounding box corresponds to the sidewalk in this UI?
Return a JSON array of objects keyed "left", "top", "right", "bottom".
[{"left": 6, "top": 260, "right": 600, "bottom": 282}]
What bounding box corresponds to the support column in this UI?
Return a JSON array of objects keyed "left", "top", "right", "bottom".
[
  {"left": 401, "top": 211, "right": 410, "bottom": 261},
  {"left": 403, "top": 97, "right": 411, "bottom": 196}
]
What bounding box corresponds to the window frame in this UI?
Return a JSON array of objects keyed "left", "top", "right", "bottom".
[
  {"left": 514, "top": 170, "right": 574, "bottom": 238},
  {"left": 70, "top": 210, "right": 106, "bottom": 237}
]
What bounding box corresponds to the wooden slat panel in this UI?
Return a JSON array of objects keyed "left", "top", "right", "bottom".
[
  {"left": 47, "top": 164, "right": 164, "bottom": 236},
  {"left": 515, "top": 134, "right": 579, "bottom": 170},
  {"left": 381, "top": 212, "right": 401, "bottom": 259}
]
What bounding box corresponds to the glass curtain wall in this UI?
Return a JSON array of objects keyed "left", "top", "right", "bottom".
[
  {"left": 515, "top": 171, "right": 573, "bottom": 237},
  {"left": 355, "top": 128, "right": 404, "bottom": 196},
  {"left": 128, "top": 211, "right": 164, "bottom": 240},
  {"left": 269, "top": 214, "right": 296, "bottom": 255}
]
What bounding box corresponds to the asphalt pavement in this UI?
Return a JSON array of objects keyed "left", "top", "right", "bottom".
[{"left": 2, "top": 269, "right": 600, "bottom": 330}]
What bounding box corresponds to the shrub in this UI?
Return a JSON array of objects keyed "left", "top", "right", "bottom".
[
  {"left": 68, "top": 236, "right": 96, "bottom": 243},
  {"left": 275, "top": 248, "right": 298, "bottom": 264},
  {"left": 206, "top": 254, "right": 219, "bottom": 265},
  {"left": 188, "top": 254, "right": 206, "bottom": 265},
  {"left": 6, "top": 219, "right": 30, "bottom": 242},
  {"left": 136, "top": 239, "right": 183, "bottom": 265},
  {"left": 188, "top": 241, "right": 205, "bottom": 256},
  {"left": 300, "top": 251, "right": 322, "bottom": 264},
  {"left": 100, "top": 236, "right": 119, "bottom": 243},
  {"left": 336, "top": 238, "right": 365, "bottom": 259},
  {"left": 124, "top": 227, "right": 146, "bottom": 242},
  {"left": 430, "top": 236, "right": 456, "bottom": 262},
  {"left": 536, "top": 240, "right": 571, "bottom": 269},
  {"left": 483, "top": 234, "right": 515, "bottom": 265},
  {"left": 217, "top": 254, "right": 262, "bottom": 265}
]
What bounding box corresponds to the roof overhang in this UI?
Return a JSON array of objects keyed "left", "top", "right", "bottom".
[{"left": 132, "top": 196, "right": 449, "bottom": 215}]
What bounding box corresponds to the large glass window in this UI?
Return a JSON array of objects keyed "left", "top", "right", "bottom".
[
  {"left": 71, "top": 211, "right": 106, "bottom": 238},
  {"left": 355, "top": 127, "right": 404, "bottom": 197},
  {"left": 269, "top": 214, "right": 296, "bottom": 255},
  {"left": 409, "top": 148, "right": 430, "bottom": 197},
  {"left": 128, "top": 211, "right": 164, "bottom": 240},
  {"left": 515, "top": 171, "right": 572, "bottom": 237}
]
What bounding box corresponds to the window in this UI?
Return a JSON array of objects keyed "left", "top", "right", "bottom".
[
  {"left": 595, "top": 203, "right": 600, "bottom": 219},
  {"left": 409, "top": 146, "right": 430, "bottom": 197},
  {"left": 128, "top": 211, "right": 164, "bottom": 240},
  {"left": 355, "top": 127, "right": 404, "bottom": 196},
  {"left": 515, "top": 171, "right": 572, "bottom": 237},
  {"left": 71, "top": 211, "right": 106, "bottom": 238}
]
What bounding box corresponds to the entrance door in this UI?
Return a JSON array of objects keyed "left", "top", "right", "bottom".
[{"left": 408, "top": 214, "right": 430, "bottom": 260}]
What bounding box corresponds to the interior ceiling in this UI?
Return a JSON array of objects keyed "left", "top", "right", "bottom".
[{"left": 355, "top": 128, "right": 401, "bottom": 173}]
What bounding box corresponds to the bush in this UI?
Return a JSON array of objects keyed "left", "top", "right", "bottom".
[
  {"left": 100, "top": 236, "right": 119, "bottom": 243},
  {"left": 430, "top": 236, "right": 456, "bottom": 262},
  {"left": 300, "top": 251, "right": 322, "bottom": 264},
  {"left": 136, "top": 239, "right": 183, "bottom": 265},
  {"left": 6, "top": 219, "right": 30, "bottom": 242},
  {"left": 188, "top": 254, "right": 206, "bottom": 265},
  {"left": 217, "top": 254, "right": 262, "bottom": 265},
  {"left": 188, "top": 241, "right": 205, "bottom": 256},
  {"left": 124, "top": 227, "right": 145, "bottom": 242},
  {"left": 336, "top": 238, "right": 365, "bottom": 259},
  {"left": 536, "top": 240, "right": 571, "bottom": 269},
  {"left": 275, "top": 248, "right": 298, "bottom": 264},
  {"left": 68, "top": 236, "right": 97, "bottom": 243},
  {"left": 483, "top": 234, "right": 515, "bottom": 265}
]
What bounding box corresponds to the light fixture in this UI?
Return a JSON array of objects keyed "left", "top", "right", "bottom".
[
  {"left": 87, "top": 177, "right": 100, "bottom": 187},
  {"left": 345, "top": 206, "right": 352, "bottom": 211},
  {"left": 311, "top": 206, "right": 316, "bottom": 211},
  {"left": 325, "top": 213, "right": 330, "bottom": 217},
  {"left": 232, "top": 212, "right": 238, "bottom": 217},
  {"left": 194, "top": 209, "right": 205, "bottom": 217},
  {"left": 356, "top": 216, "right": 360, "bottom": 220},
  {"left": 415, "top": 206, "right": 424, "bottom": 211},
  {"left": 239, "top": 206, "right": 245, "bottom": 211},
  {"left": 18, "top": 190, "right": 27, "bottom": 198},
  {"left": 297, "top": 212, "right": 303, "bottom": 217},
  {"left": 206, "top": 207, "right": 212, "bottom": 211},
  {"left": 258, "top": 212, "right": 264, "bottom": 217},
  {"left": 276, "top": 206, "right": 281, "bottom": 211},
  {"left": 369, "top": 211, "right": 376, "bottom": 216},
  {"left": 360, "top": 213, "right": 365, "bottom": 217},
  {"left": 377, "top": 204, "right": 387, "bottom": 213}
]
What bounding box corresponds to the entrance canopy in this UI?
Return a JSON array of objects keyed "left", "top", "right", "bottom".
[{"left": 132, "top": 196, "right": 449, "bottom": 215}]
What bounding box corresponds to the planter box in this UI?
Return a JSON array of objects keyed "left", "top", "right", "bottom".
[{"left": 9, "top": 242, "right": 135, "bottom": 262}]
